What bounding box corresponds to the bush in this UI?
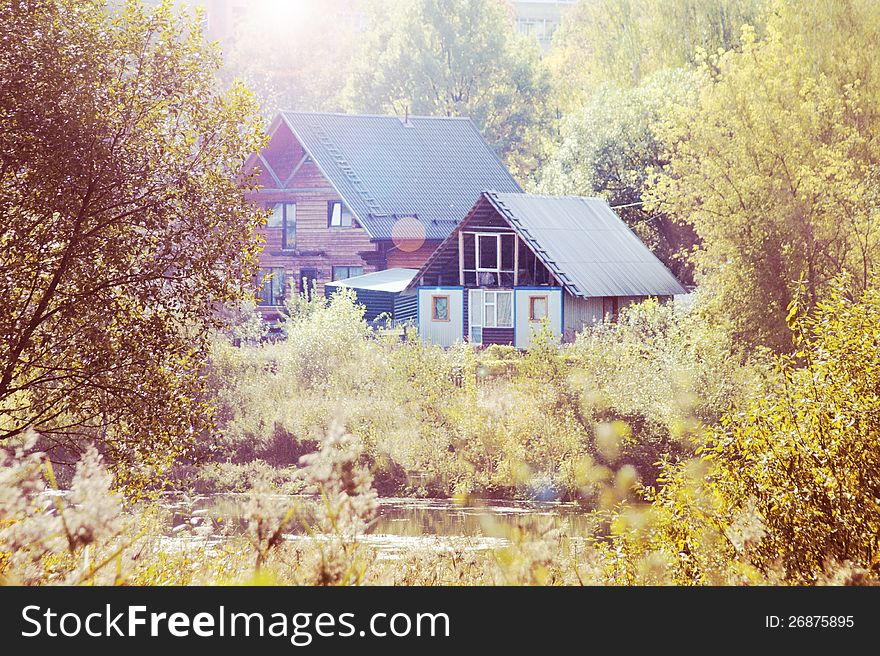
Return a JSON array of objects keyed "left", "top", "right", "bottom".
[
  {"left": 191, "top": 293, "right": 758, "bottom": 503},
  {"left": 705, "top": 283, "right": 880, "bottom": 582},
  {"left": 608, "top": 284, "right": 880, "bottom": 585}
]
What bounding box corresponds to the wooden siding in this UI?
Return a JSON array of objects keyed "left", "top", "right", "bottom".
[
  {"left": 562, "top": 295, "right": 660, "bottom": 338},
  {"left": 385, "top": 240, "right": 441, "bottom": 269},
  {"left": 415, "top": 196, "right": 557, "bottom": 289},
  {"left": 481, "top": 327, "right": 514, "bottom": 346},
  {"left": 247, "top": 123, "right": 381, "bottom": 301},
  {"left": 563, "top": 295, "right": 604, "bottom": 334}
]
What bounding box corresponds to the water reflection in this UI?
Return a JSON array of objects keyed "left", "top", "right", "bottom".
[{"left": 162, "top": 494, "right": 594, "bottom": 556}]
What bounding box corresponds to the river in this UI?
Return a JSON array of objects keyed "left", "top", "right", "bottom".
[{"left": 161, "top": 494, "right": 596, "bottom": 558}]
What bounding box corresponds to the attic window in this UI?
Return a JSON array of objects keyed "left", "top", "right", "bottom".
[
  {"left": 328, "top": 201, "right": 353, "bottom": 227},
  {"left": 462, "top": 231, "right": 516, "bottom": 287}
]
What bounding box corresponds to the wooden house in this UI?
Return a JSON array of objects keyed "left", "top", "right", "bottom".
[
  {"left": 400, "top": 191, "right": 687, "bottom": 348},
  {"left": 242, "top": 112, "right": 522, "bottom": 319}
]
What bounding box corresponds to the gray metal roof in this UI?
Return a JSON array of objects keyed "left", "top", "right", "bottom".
[
  {"left": 324, "top": 268, "right": 418, "bottom": 293},
  {"left": 484, "top": 192, "right": 687, "bottom": 298},
  {"left": 280, "top": 112, "right": 522, "bottom": 241}
]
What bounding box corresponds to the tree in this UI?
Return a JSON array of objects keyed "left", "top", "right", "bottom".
[
  {"left": 0, "top": 0, "right": 265, "bottom": 482},
  {"left": 347, "top": 0, "right": 552, "bottom": 180},
  {"left": 647, "top": 0, "right": 880, "bottom": 351},
  {"left": 548, "top": 0, "right": 765, "bottom": 111},
  {"left": 221, "top": 0, "right": 359, "bottom": 120},
  {"left": 539, "top": 68, "right": 701, "bottom": 282}
]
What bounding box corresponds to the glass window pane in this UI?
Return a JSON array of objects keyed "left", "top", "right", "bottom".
[
  {"left": 283, "top": 203, "right": 296, "bottom": 249},
  {"left": 267, "top": 203, "right": 283, "bottom": 228},
  {"left": 257, "top": 267, "right": 285, "bottom": 305},
  {"left": 501, "top": 234, "right": 515, "bottom": 270},
  {"left": 271, "top": 269, "right": 284, "bottom": 301},
  {"left": 478, "top": 234, "right": 498, "bottom": 270},
  {"left": 484, "top": 292, "right": 496, "bottom": 327},
  {"left": 333, "top": 266, "right": 364, "bottom": 281},
  {"left": 530, "top": 296, "right": 547, "bottom": 321},
  {"left": 469, "top": 290, "right": 482, "bottom": 327},
  {"left": 497, "top": 291, "right": 513, "bottom": 327},
  {"left": 433, "top": 296, "right": 449, "bottom": 321},
  {"left": 329, "top": 202, "right": 342, "bottom": 226}
]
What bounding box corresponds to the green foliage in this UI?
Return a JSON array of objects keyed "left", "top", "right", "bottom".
[
  {"left": 539, "top": 68, "right": 701, "bottom": 282},
  {"left": 549, "top": 0, "right": 764, "bottom": 109},
  {"left": 705, "top": 282, "right": 880, "bottom": 581},
  {"left": 606, "top": 283, "right": 880, "bottom": 584},
  {"left": 647, "top": 0, "right": 880, "bottom": 351},
  {"left": 347, "top": 0, "right": 552, "bottom": 179},
  {"left": 7, "top": 289, "right": 880, "bottom": 586},
  {"left": 565, "top": 298, "right": 763, "bottom": 487},
  {"left": 0, "top": 0, "right": 266, "bottom": 485},
  {"left": 199, "top": 293, "right": 752, "bottom": 503}
]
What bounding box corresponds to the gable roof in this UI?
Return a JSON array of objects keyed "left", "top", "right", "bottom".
[
  {"left": 407, "top": 192, "right": 687, "bottom": 298},
  {"left": 277, "top": 112, "right": 522, "bottom": 241},
  {"left": 484, "top": 192, "right": 687, "bottom": 297}
]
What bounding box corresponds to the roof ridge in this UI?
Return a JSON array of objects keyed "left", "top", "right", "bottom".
[
  {"left": 493, "top": 191, "right": 609, "bottom": 202},
  {"left": 280, "top": 110, "right": 473, "bottom": 121}
]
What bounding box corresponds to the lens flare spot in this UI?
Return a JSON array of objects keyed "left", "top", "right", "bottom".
[{"left": 391, "top": 215, "right": 426, "bottom": 253}]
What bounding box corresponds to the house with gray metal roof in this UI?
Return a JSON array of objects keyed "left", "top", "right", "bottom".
[
  {"left": 241, "top": 112, "right": 521, "bottom": 318},
  {"left": 401, "top": 191, "right": 686, "bottom": 348}
]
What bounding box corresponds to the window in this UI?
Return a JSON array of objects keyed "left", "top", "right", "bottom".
[
  {"left": 470, "top": 289, "right": 512, "bottom": 330},
  {"left": 477, "top": 234, "right": 498, "bottom": 270},
  {"left": 299, "top": 268, "right": 318, "bottom": 301},
  {"left": 431, "top": 295, "right": 450, "bottom": 321},
  {"left": 266, "top": 203, "right": 283, "bottom": 227},
  {"left": 529, "top": 296, "right": 548, "bottom": 322},
  {"left": 257, "top": 267, "right": 285, "bottom": 306},
  {"left": 603, "top": 297, "right": 619, "bottom": 320},
  {"left": 328, "top": 201, "right": 352, "bottom": 228},
  {"left": 462, "top": 231, "right": 516, "bottom": 287},
  {"left": 268, "top": 202, "right": 296, "bottom": 250},
  {"left": 332, "top": 266, "right": 364, "bottom": 281}
]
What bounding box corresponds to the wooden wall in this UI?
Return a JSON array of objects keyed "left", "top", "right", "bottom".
[
  {"left": 416, "top": 197, "right": 556, "bottom": 288},
  {"left": 247, "top": 124, "right": 381, "bottom": 301},
  {"left": 384, "top": 240, "right": 441, "bottom": 269}
]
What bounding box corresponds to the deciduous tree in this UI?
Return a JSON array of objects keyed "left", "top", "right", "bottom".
[
  {"left": 0, "top": 0, "right": 265, "bottom": 482},
  {"left": 348, "top": 0, "right": 551, "bottom": 180},
  {"left": 539, "top": 68, "right": 701, "bottom": 282},
  {"left": 647, "top": 0, "right": 880, "bottom": 351},
  {"left": 549, "top": 0, "right": 764, "bottom": 111}
]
